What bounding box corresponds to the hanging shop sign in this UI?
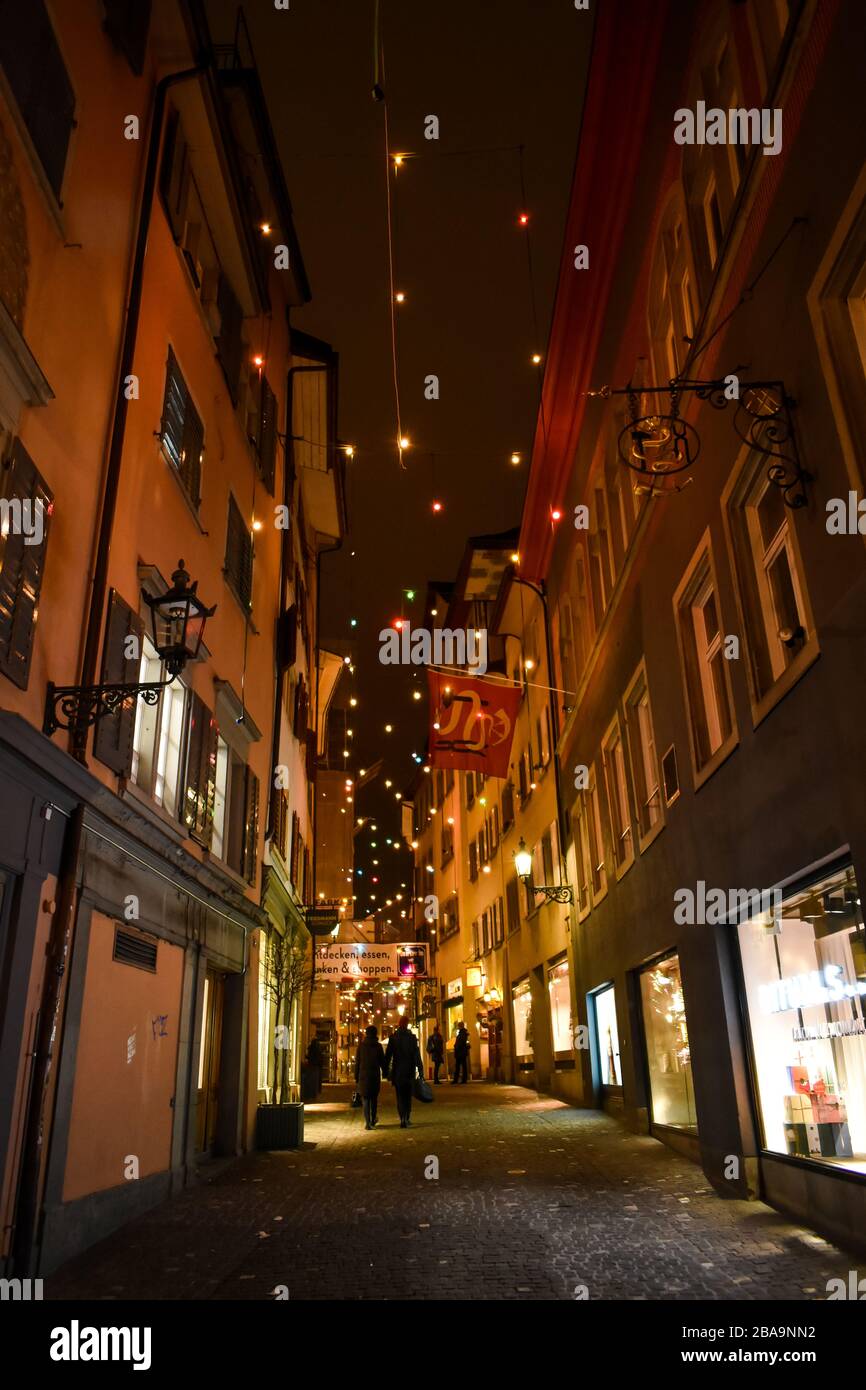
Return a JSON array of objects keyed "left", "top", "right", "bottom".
[
  {"left": 427, "top": 669, "right": 521, "bottom": 778},
  {"left": 306, "top": 905, "right": 341, "bottom": 935},
  {"left": 315, "top": 942, "right": 428, "bottom": 980}
]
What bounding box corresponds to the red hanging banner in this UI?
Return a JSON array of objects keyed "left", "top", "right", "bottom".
[{"left": 426, "top": 669, "right": 522, "bottom": 778}]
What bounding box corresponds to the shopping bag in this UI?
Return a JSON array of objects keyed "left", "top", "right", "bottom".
[{"left": 413, "top": 1076, "right": 434, "bottom": 1103}]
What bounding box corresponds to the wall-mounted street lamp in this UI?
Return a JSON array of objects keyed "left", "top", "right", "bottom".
[
  {"left": 44, "top": 560, "right": 215, "bottom": 735},
  {"left": 513, "top": 836, "right": 574, "bottom": 905}
]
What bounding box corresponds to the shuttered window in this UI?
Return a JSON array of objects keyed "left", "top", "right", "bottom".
[
  {"left": 289, "top": 811, "right": 301, "bottom": 889},
  {"left": 506, "top": 874, "right": 521, "bottom": 935},
  {"left": 160, "top": 348, "right": 203, "bottom": 505},
  {"left": 0, "top": 0, "right": 75, "bottom": 200},
  {"left": 93, "top": 589, "right": 145, "bottom": 775},
  {"left": 216, "top": 273, "right": 244, "bottom": 405},
  {"left": 183, "top": 691, "right": 218, "bottom": 846},
  {"left": 250, "top": 375, "right": 277, "bottom": 494},
  {"left": 292, "top": 674, "right": 308, "bottom": 740},
  {"left": 272, "top": 787, "right": 289, "bottom": 860},
  {"left": 102, "top": 0, "right": 152, "bottom": 75},
  {"left": 160, "top": 108, "right": 190, "bottom": 241},
  {"left": 0, "top": 439, "right": 52, "bottom": 690},
  {"left": 225, "top": 494, "right": 253, "bottom": 610},
  {"left": 242, "top": 766, "right": 259, "bottom": 885},
  {"left": 276, "top": 604, "right": 297, "bottom": 671}
]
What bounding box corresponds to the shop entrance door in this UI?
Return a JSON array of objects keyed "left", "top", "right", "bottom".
[
  {"left": 196, "top": 971, "right": 224, "bottom": 1154},
  {"left": 591, "top": 983, "right": 623, "bottom": 1094}
]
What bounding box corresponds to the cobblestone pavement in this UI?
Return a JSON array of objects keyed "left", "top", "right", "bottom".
[{"left": 47, "top": 1084, "right": 859, "bottom": 1301}]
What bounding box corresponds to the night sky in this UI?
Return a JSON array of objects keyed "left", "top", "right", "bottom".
[{"left": 207, "top": 0, "right": 593, "bottom": 915}]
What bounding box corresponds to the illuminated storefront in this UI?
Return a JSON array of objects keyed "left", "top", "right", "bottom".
[
  {"left": 738, "top": 863, "right": 866, "bottom": 1172},
  {"left": 593, "top": 983, "right": 622, "bottom": 1088},
  {"left": 639, "top": 953, "right": 698, "bottom": 1133},
  {"left": 512, "top": 978, "right": 533, "bottom": 1061},
  {"left": 548, "top": 959, "right": 571, "bottom": 1054}
]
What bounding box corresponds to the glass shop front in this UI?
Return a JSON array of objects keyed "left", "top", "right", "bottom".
[
  {"left": 639, "top": 952, "right": 698, "bottom": 1133},
  {"left": 738, "top": 864, "right": 866, "bottom": 1173}
]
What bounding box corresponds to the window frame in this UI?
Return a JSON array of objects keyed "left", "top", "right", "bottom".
[
  {"left": 672, "top": 531, "right": 739, "bottom": 789},
  {"left": 601, "top": 713, "right": 635, "bottom": 879},
  {"left": 721, "top": 446, "right": 818, "bottom": 726},
  {"left": 623, "top": 659, "right": 665, "bottom": 852}
]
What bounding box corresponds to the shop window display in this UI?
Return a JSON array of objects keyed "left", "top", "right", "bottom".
[
  {"left": 738, "top": 865, "right": 866, "bottom": 1172},
  {"left": 513, "top": 981, "right": 533, "bottom": 1056},
  {"left": 548, "top": 960, "right": 571, "bottom": 1053},
  {"left": 639, "top": 954, "right": 698, "bottom": 1131},
  {"left": 594, "top": 983, "right": 622, "bottom": 1087}
]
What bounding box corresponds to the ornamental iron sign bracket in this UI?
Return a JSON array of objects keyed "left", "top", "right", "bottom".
[
  {"left": 600, "top": 377, "right": 811, "bottom": 510},
  {"left": 43, "top": 678, "right": 171, "bottom": 737}
]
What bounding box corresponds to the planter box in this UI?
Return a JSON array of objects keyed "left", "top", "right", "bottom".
[{"left": 256, "top": 1102, "right": 304, "bottom": 1150}]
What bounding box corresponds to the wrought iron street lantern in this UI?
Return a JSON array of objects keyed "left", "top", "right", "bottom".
[
  {"left": 143, "top": 559, "right": 214, "bottom": 676},
  {"left": 513, "top": 836, "right": 574, "bottom": 905},
  {"left": 44, "top": 559, "right": 215, "bottom": 736}
]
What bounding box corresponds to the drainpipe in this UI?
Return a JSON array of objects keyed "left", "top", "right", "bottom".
[
  {"left": 12, "top": 806, "right": 83, "bottom": 1274},
  {"left": 72, "top": 60, "right": 206, "bottom": 761}
]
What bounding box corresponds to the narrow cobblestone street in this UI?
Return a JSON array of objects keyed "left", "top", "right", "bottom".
[{"left": 46, "top": 1086, "right": 858, "bottom": 1302}]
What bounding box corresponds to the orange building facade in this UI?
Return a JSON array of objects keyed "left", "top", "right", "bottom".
[{"left": 0, "top": 0, "right": 343, "bottom": 1275}]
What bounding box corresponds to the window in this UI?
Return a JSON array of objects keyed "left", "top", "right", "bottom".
[
  {"left": 501, "top": 780, "right": 515, "bottom": 831},
  {"left": 0, "top": 439, "right": 52, "bottom": 690},
  {"left": 602, "top": 715, "right": 634, "bottom": 875},
  {"left": 594, "top": 984, "right": 622, "bottom": 1087},
  {"left": 506, "top": 875, "right": 521, "bottom": 935},
  {"left": 512, "top": 981, "right": 533, "bottom": 1057},
  {"left": 674, "top": 538, "right": 736, "bottom": 778},
  {"left": 586, "top": 764, "right": 608, "bottom": 901},
  {"left": 225, "top": 494, "right": 253, "bottom": 610},
  {"left": 574, "top": 796, "right": 592, "bottom": 918},
  {"left": 212, "top": 737, "right": 230, "bottom": 859},
  {"left": 440, "top": 820, "right": 454, "bottom": 867},
  {"left": 440, "top": 894, "right": 459, "bottom": 940},
  {"left": 738, "top": 863, "right": 866, "bottom": 1174},
  {"left": 131, "top": 635, "right": 186, "bottom": 818},
  {"left": 160, "top": 349, "right": 203, "bottom": 505},
  {"left": 548, "top": 960, "right": 571, "bottom": 1053},
  {"left": 103, "top": 0, "right": 152, "bottom": 75},
  {"left": 469, "top": 840, "right": 478, "bottom": 882},
  {"left": 0, "top": 0, "right": 75, "bottom": 199},
  {"left": 465, "top": 771, "right": 475, "bottom": 808},
  {"left": 493, "top": 896, "right": 505, "bottom": 948},
  {"left": 647, "top": 189, "right": 699, "bottom": 384},
  {"left": 247, "top": 374, "right": 277, "bottom": 493},
  {"left": 724, "top": 452, "right": 814, "bottom": 710},
  {"left": 183, "top": 691, "right": 218, "bottom": 846},
  {"left": 640, "top": 953, "right": 698, "bottom": 1132},
  {"left": 624, "top": 661, "right": 663, "bottom": 846}
]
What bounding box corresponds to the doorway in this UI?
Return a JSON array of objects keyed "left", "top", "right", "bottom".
[{"left": 196, "top": 971, "right": 224, "bottom": 1154}]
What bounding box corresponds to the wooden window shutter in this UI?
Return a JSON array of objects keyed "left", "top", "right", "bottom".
[
  {"left": 305, "top": 730, "right": 316, "bottom": 781},
  {"left": 276, "top": 603, "right": 297, "bottom": 671},
  {"left": 225, "top": 495, "right": 253, "bottom": 609},
  {"left": 290, "top": 810, "right": 300, "bottom": 888},
  {"left": 0, "top": 439, "right": 53, "bottom": 690},
  {"left": 93, "top": 589, "right": 144, "bottom": 774},
  {"left": 102, "top": 0, "right": 152, "bottom": 74},
  {"left": 258, "top": 377, "right": 277, "bottom": 494},
  {"left": 216, "top": 273, "right": 244, "bottom": 404},
  {"left": 242, "top": 767, "right": 259, "bottom": 885},
  {"left": 183, "top": 691, "right": 218, "bottom": 845},
  {"left": 159, "top": 108, "right": 190, "bottom": 241}
]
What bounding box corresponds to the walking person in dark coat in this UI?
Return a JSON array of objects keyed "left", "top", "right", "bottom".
[
  {"left": 452, "top": 1023, "right": 470, "bottom": 1084},
  {"left": 384, "top": 1015, "right": 424, "bottom": 1127},
  {"left": 426, "top": 1022, "right": 445, "bottom": 1083},
  {"left": 354, "top": 1025, "right": 387, "bottom": 1129}
]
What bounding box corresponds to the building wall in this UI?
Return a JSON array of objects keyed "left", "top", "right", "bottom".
[
  {"left": 62, "top": 911, "right": 183, "bottom": 1202},
  {"left": 524, "top": 0, "right": 866, "bottom": 1243}
]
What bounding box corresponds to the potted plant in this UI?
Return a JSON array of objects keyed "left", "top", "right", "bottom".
[{"left": 255, "top": 926, "right": 312, "bottom": 1150}]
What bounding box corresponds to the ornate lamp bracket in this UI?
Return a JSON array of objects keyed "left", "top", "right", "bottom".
[
  {"left": 533, "top": 884, "right": 575, "bottom": 905},
  {"left": 613, "top": 377, "right": 811, "bottom": 509},
  {"left": 43, "top": 679, "right": 171, "bottom": 737}
]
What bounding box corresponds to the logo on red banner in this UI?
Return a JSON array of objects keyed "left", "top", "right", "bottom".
[{"left": 427, "top": 670, "right": 521, "bottom": 778}]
